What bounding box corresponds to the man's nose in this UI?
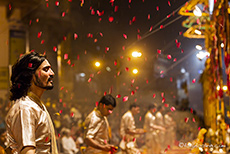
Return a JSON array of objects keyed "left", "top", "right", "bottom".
[{"left": 49, "top": 69, "right": 55, "bottom": 76}]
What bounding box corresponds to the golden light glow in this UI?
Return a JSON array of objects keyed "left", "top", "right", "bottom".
[
  {"left": 132, "top": 69, "right": 138, "bottom": 74},
  {"left": 223, "top": 85, "right": 228, "bottom": 92},
  {"left": 95, "top": 61, "right": 101, "bottom": 67},
  {"left": 132, "top": 51, "right": 142, "bottom": 58},
  {"left": 216, "top": 85, "right": 220, "bottom": 91}
]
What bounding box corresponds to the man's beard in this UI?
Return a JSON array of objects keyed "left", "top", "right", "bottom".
[{"left": 34, "top": 74, "right": 54, "bottom": 90}]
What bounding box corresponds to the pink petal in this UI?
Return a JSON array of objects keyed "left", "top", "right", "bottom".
[
  {"left": 190, "top": 108, "right": 193, "bottom": 113},
  {"left": 131, "top": 91, "right": 135, "bottom": 95},
  {"left": 160, "top": 25, "right": 164, "bottom": 29},
  {"left": 41, "top": 40, "right": 45, "bottom": 44},
  {"left": 125, "top": 67, "right": 129, "bottom": 71},
  {"left": 70, "top": 112, "right": 74, "bottom": 117},
  {"left": 170, "top": 77, "right": 173, "bottom": 82},
  {"left": 95, "top": 101, "right": 99, "bottom": 107},
  {"left": 114, "top": 60, "right": 117, "bottom": 66},
  {"left": 55, "top": 1, "right": 59, "bottom": 6},
  {"left": 59, "top": 110, "right": 63, "bottom": 114},
  {"left": 74, "top": 33, "right": 78, "bottom": 40},
  {"left": 116, "top": 94, "right": 121, "bottom": 98},
  {"left": 64, "top": 54, "right": 68, "bottom": 60},
  {"left": 37, "top": 32, "right": 42, "bottom": 38},
  {"left": 123, "top": 96, "right": 129, "bottom": 102},
  {"left": 170, "top": 107, "right": 175, "bottom": 111},
  {"left": 139, "top": 116, "right": 142, "bottom": 121},
  {"left": 168, "top": 1, "right": 171, "bottom": 6},
  {"left": 167, "top": 55, "right": 172, "bottom": 59},
  {"left": 192, "top": 118, "right": 196, "bottom": 122},
  {"left": 173, "top": 58, "right": 177, "bottom": 62},
  {"left": 88, "top": 78, "right": 92, "bottom": 82},
  {"left": 123, "top": 34, "right": 127, "bottom": 39},
  {"left": 164, "top": 104, "right": 169, "bottom": 107},
  {"left": 192, "top": 79, "right": 196, "bottom": 83},
  {"left": 67, "top": 60, "right": 71, "bottom": 65},
  {"left": 162, "top": 97, "right": 165, "bottom": 103},
  {"left": 156, "top": 6, "right": 159, "bottom": 11},
  {"left": 62, "top": 12, "right": 66, "bottom": 17},
  {"left": 181, "top": 49, "right": 184, "bottom": 53},
  {"left": 148, "top": 14, "right": 150, "bottom": 20},
  {"left": 109, "top": 16, "right": 114, "bottom": 22},
  {"left": 53, "top": 46, "right": 57, "bottom": 52},
  {"left": 114, "top": 6, "right": 118, "bottom": 12},
  {"left": 184, "top": 117, "right": 189, "bottom": 123},
  {"left": 157, "top": 49, "right": 161, "bottom": 54},
  {"left": 153, "top": 94, "right": 156, "bottom": 98},
  {"left": 60, "top": 87, "right": 64, "bottom": 90},
  {"left": 131, "top": 79, "right": 135, "bottom": 83},
  {"left": 146, "top": 80, "right": 148, "bottom": 83}
]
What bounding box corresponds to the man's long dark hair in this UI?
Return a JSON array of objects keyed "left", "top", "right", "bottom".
[{"left": 10, "top": 52, "right": 46, "bottom": 101}]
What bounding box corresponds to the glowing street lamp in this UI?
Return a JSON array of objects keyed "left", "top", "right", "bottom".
[
  {"left": 132, "top": 51, "right": 142, "bottom": 58},
  {"left": 132, "top": 68, "right": 138, "bottom": 74},
  {"left": 195, "top": 45, "right": 203, "bottom": 50},
  {"left": 95, "top": 61, "right": 101, "bottom": 67}
]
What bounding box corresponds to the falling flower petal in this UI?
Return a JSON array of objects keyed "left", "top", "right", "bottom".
[
  {"left": 173, "top": 58, "right": 177, "bottom": 62},
  {"left": 109, "top": 16, "right": 114, "bottom": 22},
  {"left": 64, "top": 54, "right": 68, "bottom": 60},
  {"left": 60, "top": 87, "right": 64, "bottom": 90},
  {"left": 70, "top": 112, "right": 74, "bottom": 117},
  {"left": 192, "top": 79, "right": 196, "bottom": 83},
  {"left": 185, "top": 117, "right": 189, "bottom": 123},
  {"left": 53, "top": 46, "right": 57, "bottom": 52},
  {"left": 156, "top": 6, "right": 159, "bottom": 11},
  {"left": 139, "top": 116, "right": 142, "bottom": 121},
  {"left": 67, "top": 60, "right": 71, "bottom": 65},
  {"left": 116, "top": 94, "right": 121, "bottom": 98},
  {"left": 146, "top": 80, "right": 148, "bottom": 83},
  {"left": 157, "top": 49, "right": 161, "bottom": 54},
  {"left": 114, "top": 60, "right": 117, "bottom": 66},
  {"left": 114, "top": 6, "right": 118, "bottom": 12},
  {"left": 164, "top": 104, "right": 169, "bottom": 107},
  {"left": 170, "top": 107, "right": 175, "bottom": 111},
  {"left": 153, "top": 94, "right": 156, "bottom": 98},
  {"left": 168, "top": 1, "right": 171, "bottom": 6},
  {"left": 88, "top": 78, "right": 92, "bottom": 82},
  {"left": 190, "top": 108, "right": 193, "bottom": 113},
  {"left": 148, "top": 14, "right": 150, "bottom": 20},
  {"left": 123, "top": 34, "right": 127, "bottom": 39},
  {"left": 131, "top": 79, "right": 135, "bottom": 83},
  {"left": 131, "top": 91, "right": 135, "bottom": 95},
  {"left": 160, "top": 25, "right": 164, "bottom": 29},
  {"left": 192, "top": 118, "right": 196, "bottom": 122},
  {"left": 125, "top": 67, "right": 129, "bottom": 71},
  {"left": 123, "top": 96, "right": 129, "bottom": 102},
  {"left": 37, "top": 32, "right": 42, "bottom": 38},
  {"left": 41, "top": 40, "right": 45, "bottom": 44},
  {"left": 167, "top": 55, "right": 172, "bottom": 59},
  {"left": 162, "top": 97, "right": 165, "bottom": 103},
  {"left": 55, "top": 1, "right": 59, "bottom": 6},
  {"left": 95, "top": 101, "right": 99, "bottom": 107}
]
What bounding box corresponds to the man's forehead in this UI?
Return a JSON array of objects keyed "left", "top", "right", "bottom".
[{"left": 38, "top": 59, "right": 51, "bottom": 68}]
